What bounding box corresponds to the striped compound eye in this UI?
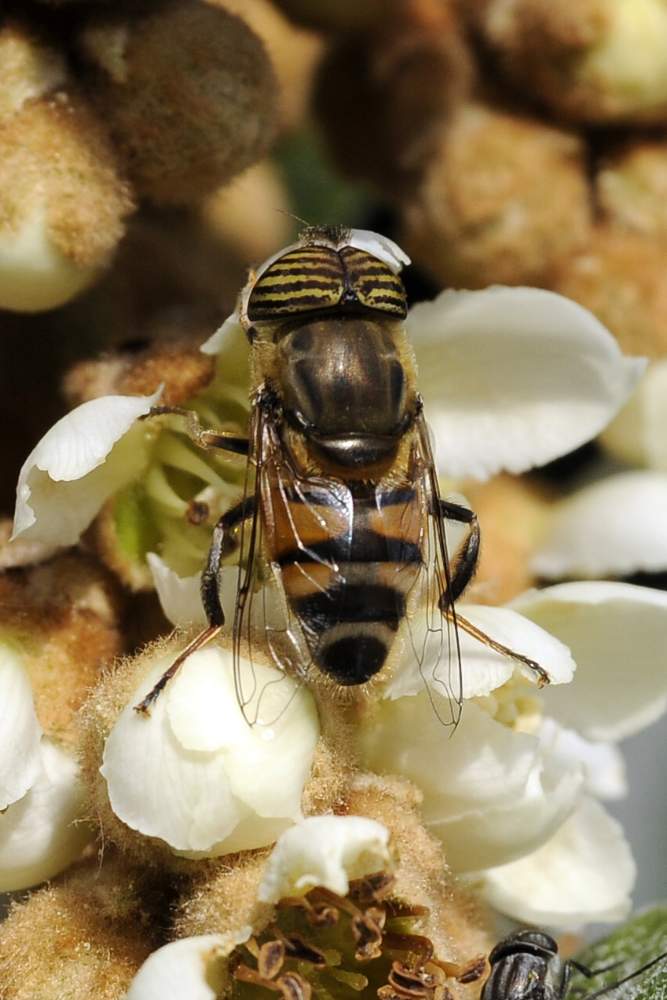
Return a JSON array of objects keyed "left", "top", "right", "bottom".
[{"left": 246, "top": 243, "right": 408, "bottom": 321}]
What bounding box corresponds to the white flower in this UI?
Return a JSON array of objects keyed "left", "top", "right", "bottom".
[
  {"left": 465, "top": 581, "right": 667, "bottom": 927},
  {"left": 362, "top": 581, "right": 667, "bottom": 926},
  {"left": 362, "top": 604, "right": 580, "bottom": 872},
  {"left": 470, "top": 797, "right": 635, "bottom": 928},
  {"left": 512, "top": 582, "right": 667, "bottom": 742},
  {"left": 0, "top": 641, "right": 42, "bottom": 810},
  {"left": 12, "top": 389, "right": 162, "bottom": 547},
  {"left": 535, "top": 360, "right": 667, "bottom": 580},
  {"left": 0, "top": 739, "right": 91, "bottom": 892},
  {"left": 125, "top": 931, "right": 251, "bottom": 1000},
  {"left": 602, "top": 358, "right": 667, "bottom": 471},
  {"left": 407, "top": 286, "right": 644, "bottom": 480},
  {"left": 0, "top": 641, "right": 91, "bottom": 891},
  {"left": 532, "top": 470, "right": 667, "bottom": 580},
  {"left": 101, "top": 642, "right": 320, "bottom": 856},
  {"left": 258, "top": 815, "right": 393, "bottom": 903}
]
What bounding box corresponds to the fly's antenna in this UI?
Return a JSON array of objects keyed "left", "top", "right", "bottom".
[
  {"left": 579, "top": 949, "right": 667, "bottom": 999},
  {"left": 274, "top": 208, "right": 312, "bottom": 229}
]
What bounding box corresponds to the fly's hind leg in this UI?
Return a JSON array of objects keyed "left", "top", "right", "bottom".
[
  {"left": 437, "top": 499, "right": 480, "bottom": 603},
  {"left": 134, "top": 495, "right": 256, "bottom": 714},
  {"left": 143, "top": 405, "right": 249, "bottom": 455},
  {"left": 436, "top": 499, "right": 550, "bottom": 687}
]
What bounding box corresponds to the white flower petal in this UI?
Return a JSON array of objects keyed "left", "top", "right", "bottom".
[
  {"left": 346, "top": 230, "right": 410, "bottom": 273},
  {"left": 0, "top": 739, "right": 91, "bottom": 892},
  {"left": 531, "top": 471, "right": 667, "bottom": 578},
  {"left": 199, "top": 312, "right": 244, "bottom": 356},
  {"left": 474, "top": 797, "right": 635, "bottom": 928},
  {"left": 0, "top": 642, "right": 42, "bottom": 810},
  {"left": 512, "top": 582, "right": 667, "bottom": 741},
  {"left": 362, "top": 697, "right": 583, "bottom": 871},
  {"left": 602, "top": 358, "right": 667, "bottom": 470},
  {"left": 146, "top": 554, "right": 207, "bottom": 627},
  {"left": 258, "top": 816, "right": 392, "bottom": 903},
  {"left": 125, "top": 932, "right": 251, "bottom": 1000},
  {"left": 12, "top": 390, "right": 161, "bottom": 545},
  {"left": 101, "top": 644, "right": 320, "bottom": 855},
  {"left": 539, "top": 719, "right": 627, "bottom": 800},
  {"left": 384, "top": 604, "right": 575, "bottom": 702},
  {"left": 167, "top": 648, "right": 319, "bottom": 819},
  {"left": 407, "top": 287, "right": 645, "bottom": 479}
]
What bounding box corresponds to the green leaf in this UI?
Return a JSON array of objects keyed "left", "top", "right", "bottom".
[{"left": 569, "top": 907, "right": 667, "bottom": 999}]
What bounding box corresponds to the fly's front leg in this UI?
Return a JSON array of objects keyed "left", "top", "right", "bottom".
[
  {"left": 134, "top": 495, "right": 256, "bottom": 714},
  {"left": 143, "top": 405, "right": 249, "bottom": 455},
  {"left": 436, "top": 499, "right": 550, "bottom": 687}
]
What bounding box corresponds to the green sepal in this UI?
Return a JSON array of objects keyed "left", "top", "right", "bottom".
[{"left": 113, "top": 483, "right": 160, "bottom": 568}]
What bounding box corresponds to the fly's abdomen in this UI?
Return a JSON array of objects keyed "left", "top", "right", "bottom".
[{"left": 263, "top": 476, "right": 423, "bottom": 686}]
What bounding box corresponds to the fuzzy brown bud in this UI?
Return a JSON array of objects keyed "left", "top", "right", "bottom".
[
  {"left": 549, "top": 226, "right": 667, "bottom": 358},
  {"left": 0, "top": 856, "right": 163, "bottom": 1000},
  {"left": 78, "top": 1, "right": 279, "bottom": 204},
  {"left": 476, "top": 0, "right": 667, "bottom": 124},
  {"left": 272, "top": 0, "right": 387, "bottom": 32},
  {"left": 0, "top": 552, "right": 122, "bottom": 747},
  {"left": 214, "top": 0, "right": 324, "bottom": 132},
  {"left": 316, "top": 0, "right": 473, "bottom": 197},
  {"left": 597, "top": 139, "right": 667, "bottom": 242},
  {"left": 401, "top": 102, "right": 592, "bottom": 287},
  {"left": 201, "top": 161, "right": 294, "bottom": 267},
  {"left": 459, "top": 475, "right": 551, "bottom": 603},
  {"left": 0, "top": 27, "right": 133, "bottom": 311}
]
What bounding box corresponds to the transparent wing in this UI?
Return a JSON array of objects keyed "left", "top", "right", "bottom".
[
  {"left": 401, "top": 412, "right": 470, "bottom": 729},
  {"left": 230, "top": 394, "right": 355, "bottom": 724}
]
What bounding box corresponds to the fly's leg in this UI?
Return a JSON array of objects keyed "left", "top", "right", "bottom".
[
  {"left": 143, "top": 405, "right": 249, "bottom": 455},
  {"left": 436, "top": 499, "right": 550, "bottom": 687},
  {"left": 134, "top": 495, "right": 256, "bottom": 714},
  {"left": 437, "top": 499, "right": 480, "bottom": 603}
]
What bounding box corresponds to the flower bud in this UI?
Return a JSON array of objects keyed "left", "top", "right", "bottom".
[
  {"left": 0, "top": 552, "right": 122, "bottom": 747},
  {"left": 597, "top": 139, "right": 667, "bottom": 240},
  {"left": 272, "top": 0, "right": 387, "bottom": 32},
  {"left": 0, "top": 856, "right": 162, "bottom": 998},
  {"left": 550, "top": 226, "right": 667, "bottom": 358},
  {"left": 78, "top": 1, "right": 279, "bottom": 204},
  {"left": 316, "top": 1, "right": 473, "bottom": 197},
  {"left": 402, "top": 102, "right": 591, "bottom": 287},
  {"left": 214, "top": 0, "right": 324, "bottom": 132},
  {"left": 201, "top": 161, "right": 294, "bottom": 265},
  {"left": 461, "top": 475, "right": 551, "bottom": 604},
  {"left": 477, "top": 0, "right": 667, "bottom": 123},
  {"left": 0, "top": 25, "right": 133, "bottom": 312}
]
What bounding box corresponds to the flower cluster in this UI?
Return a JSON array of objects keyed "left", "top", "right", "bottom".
[
  {"left": 1, "top": 230, "right": 665, "bottom": 997},
  {"left": 0, "top": 1, "right": 320, "bottom": 314}
]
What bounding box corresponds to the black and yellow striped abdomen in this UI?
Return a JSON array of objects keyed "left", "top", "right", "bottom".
[
  {"left": 261, "top": 471, "right": 423, "bottom": 685},
  {"left": 247, "top": 243, "right": 407, "bottom": 321}
]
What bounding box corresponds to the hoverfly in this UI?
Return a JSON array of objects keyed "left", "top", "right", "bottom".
[
  {"left": 481, "top": 928, "right": 667, "bottom": 1000},
  {"left": 136, "top": 226, "right": 549, "bottom": 718}
]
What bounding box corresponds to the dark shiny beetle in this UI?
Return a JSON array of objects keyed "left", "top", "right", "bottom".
[
  {"left": 136, "top": 226, "right": 550, "bottom": 717},
  {"left": 482, "top": 929, "right": 666, "bottom": 1000}
]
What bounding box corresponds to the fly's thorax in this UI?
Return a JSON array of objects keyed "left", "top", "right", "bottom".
[{"left": 273, "top": 314, "right": 417, "bottom": 473}]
